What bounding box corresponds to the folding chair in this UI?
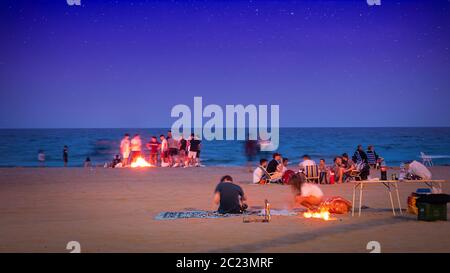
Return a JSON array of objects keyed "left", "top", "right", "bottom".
[
  {"left": 347, "top": 169, "right": 361, "bottom": 182},
  {"left": 367, "top": 151, "right": 378, "bottom": 169},
  {"left": 304, "top": 165, "right": 320, "bottom": 184},
  {"left": 347, "top": 162, "right": 368, "bottom": 182},
  {"left": 421, "top": 152, "right": 433, "bottom": 167},
  {"left": 260, "top": 167, "right": 282, "bottom": 184}
]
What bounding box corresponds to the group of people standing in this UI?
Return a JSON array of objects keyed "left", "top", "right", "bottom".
[{"left": 119, "top": 131, "right": 202, "bottom": 167}]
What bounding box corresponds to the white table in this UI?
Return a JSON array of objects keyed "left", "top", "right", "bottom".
[{"left": 351, "top": 179, "right": 446, "bottom": 217}]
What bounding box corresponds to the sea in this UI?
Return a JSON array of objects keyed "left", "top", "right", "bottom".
[{"left": 0, "top": 128, "right": 450, "bottom": 167}]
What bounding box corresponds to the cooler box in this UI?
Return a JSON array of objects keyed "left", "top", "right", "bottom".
[
  {"left": 416, "top": 194, "right": 450, "bottom": 222},
  {"left": 417, "top": 203, "right": 447, "bottom": 221},
  {"left": 416, "top": 188, "right": 431, "bottom": 194}
]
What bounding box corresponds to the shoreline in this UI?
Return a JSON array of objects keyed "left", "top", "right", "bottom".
[{"left": 1, "top": 162, "right": 450, "bottom": 168}]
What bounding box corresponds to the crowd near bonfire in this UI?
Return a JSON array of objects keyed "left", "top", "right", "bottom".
[{"left": 115, "top": 130, "right": 203, "bottom": 168}]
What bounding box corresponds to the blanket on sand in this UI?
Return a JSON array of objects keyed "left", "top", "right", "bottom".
[{"left": 154, "top": 209, "right": 298, "bottom": 220}]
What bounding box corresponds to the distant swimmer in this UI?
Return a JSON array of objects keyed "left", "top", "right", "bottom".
[
  {"left": 38, "top": 150, "right": 46, "bottom": 167},
  {"left": 63, "top": 145, "right": 69, "bottom": 167}
]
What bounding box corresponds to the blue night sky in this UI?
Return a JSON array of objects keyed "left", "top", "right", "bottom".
[{"left": 0, "top": 0, "right": 449, "bottom": 128}]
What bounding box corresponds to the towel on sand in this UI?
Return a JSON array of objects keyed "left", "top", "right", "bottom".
[
  {"left": 155, "top": 209, "right": 297, "bottom": 220},
  {"left": 154, "top": 210, "right": 255, "bottom": 220}
]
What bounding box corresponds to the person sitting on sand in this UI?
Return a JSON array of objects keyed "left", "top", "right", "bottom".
[
  {"left": 366, "top": 145, "right": 384, "bottom": 168},
  {"left": 112, "top": 154, "right": 122, "bottom": 168},
  {"left": 290, "top": 174, "right": 324, "bottom": 210},
  {"left": 266, "top": 153, "right": 283, "bottom": 179},
  {"left": 214, "top": 175, "right": 248, "bottom": 214},
  {"left": 298, "top": 154, "right": 316, "bottom": 171},
  {"left": 333, "top": 156, "right": 345, "bottom": 184},
  {"left": 253, "top": 159, "right": 269, "bottom": 184},
  {"left": 341, "top": 153, "right": 356, "bottom": 182},
  {"left": 352, "top": 144, "right": 368, "bottom": 165},
  {"left": 281, "top": 158, "right": 289, "bottom": 174},
  {"left": 267, "top": 153, "right": 280, "bottom": 173},
  {"left": 319, "top": 159, "right": 328, "bottom": 184},
  {"left": 342, "top": 153, "right": 355, "bottom": 170},
  {"left": 405, "top": 160, "right": 432, "bottom": 180}
]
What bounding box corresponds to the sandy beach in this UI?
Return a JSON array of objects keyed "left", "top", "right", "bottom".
[{"left": 0, "top": 166, "right": 449, "bottom": 253}]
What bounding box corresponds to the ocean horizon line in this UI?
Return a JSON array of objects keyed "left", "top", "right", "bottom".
[
  {"left": 1, "top": 127, "right": 450, "bottom": 167},
  {"left": 1, "top": 126, "right": 450, "bottom": 130}
]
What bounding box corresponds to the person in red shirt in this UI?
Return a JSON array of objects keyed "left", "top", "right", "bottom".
[{"left": 146, "top": 136, "right": 160, "bottom": 166}]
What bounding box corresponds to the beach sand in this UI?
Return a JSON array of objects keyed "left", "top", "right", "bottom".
[{"left": 0, "top": 166, "right": 449, "bottom": 253}]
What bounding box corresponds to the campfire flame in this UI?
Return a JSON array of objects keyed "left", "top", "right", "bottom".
[
  {"left": 130, "top": 157, "right": 153, "bottom": 168},
  {"left": 303, "top": 207, "right": 331, "bottom": 221}
]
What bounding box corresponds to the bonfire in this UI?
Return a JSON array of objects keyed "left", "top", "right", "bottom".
[
  {"left": 303, "top": 197, "right": 352, "bottom": 221},
  {"left": 303, "top": 205, "right": 336, "bottom": 221},
  {"left": 130, "top": 157, "right": 153, "bottom": 168},
  {"left": 303, "top": 207, "right": 331, "bottom": 221}
]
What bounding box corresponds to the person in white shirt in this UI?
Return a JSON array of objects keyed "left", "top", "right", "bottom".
[
  {"left": 130, "top": 134, "right": 142, "bottom": 163},
  {"left": 38, "top": 150, "right": 46, "bottom": 167},
  {"left": 281, "top": 158, "right": 289, "bottom": 174},
  {"left": 167, "top": 131, "right": 179, "bottom": 167},
  {"left": 120, "top": 134, "right": 131, "bottom": 166},
  {"left": 406, "top": 160, "right": 432, "bottom": 180},
  {"left": 298, "top": 154, "right": 316, "bottom": 171},
  {"left": 253, "top": 159, "right": 268, "bottom": 184},
  {"left": 290, "top": 174, "right": 324, "bottom": 209},
  {"left": 160, "top": 135, "right": 169, "bottom": 166}
]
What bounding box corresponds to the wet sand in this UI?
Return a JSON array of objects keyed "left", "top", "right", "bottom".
[{"left": 0, "top": 166, "right": 449, "bottom": 253}]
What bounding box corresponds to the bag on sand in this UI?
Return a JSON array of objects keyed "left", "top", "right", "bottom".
[
  {"left": 322, "top": 196, "right": 352, "bottom": 214},
  {"left": 407, "top": 193, "right": 419, "bottom": 215},
  {"left": 282, "top": 170, "right": 295, "bottom": 185}
]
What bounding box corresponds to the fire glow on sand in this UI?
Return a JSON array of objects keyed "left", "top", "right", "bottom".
[{"left": 130, "top": 157, "right": 153, "bottom": 168}]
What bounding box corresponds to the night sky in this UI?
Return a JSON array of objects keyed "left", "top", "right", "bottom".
[{"left": 0, "top": 0, "right": 449, "bottom": 128}]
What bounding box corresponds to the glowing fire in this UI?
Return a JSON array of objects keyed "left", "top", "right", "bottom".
[
  {"left": 303, "top": 208, "right": 331, "bottom": 221},
  {"left": 130, "top": 157, "right": 153, "bottom": 168}
]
